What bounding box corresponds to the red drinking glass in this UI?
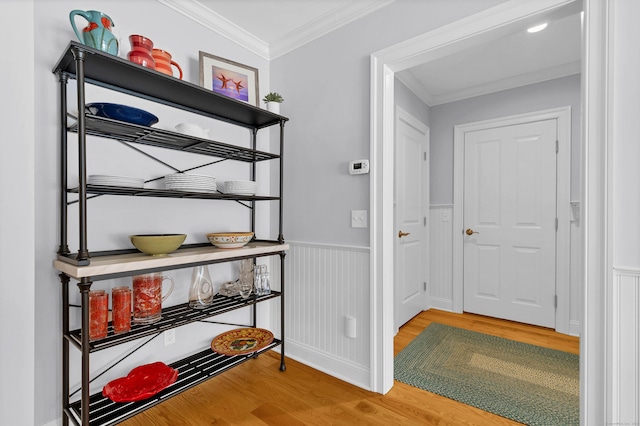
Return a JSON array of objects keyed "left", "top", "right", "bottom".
[
  {"left": 112, "top": 286, "right": 131, "bottom": 334},
  {"left": 89, "top": 290, "right": 108, "bottom": 341}
]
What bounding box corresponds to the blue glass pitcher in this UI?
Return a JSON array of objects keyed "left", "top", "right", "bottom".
[{"left": 69, "top": 10, "right": 119, "bottom": 55}]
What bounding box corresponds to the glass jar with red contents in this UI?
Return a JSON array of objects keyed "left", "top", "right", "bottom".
[
  {"left": 89, "top": 290, "right": 108, "bottom": 340},
  {"left": 112, "top": 286, "right": 132, "bottom": 334},
  {"left": 132, "top": 273, "right": 174, "bottom": 324}
]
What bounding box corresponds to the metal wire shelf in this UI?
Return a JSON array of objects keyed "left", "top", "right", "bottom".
[
  {"left": 66, "top": 292, "right": 282, "bottom": 352},
  {"left": 67, "top": 184, "right": 279, "bottom": 202},
  {"left": 68, "top": 114, "right": 279, "bottom": 163}
]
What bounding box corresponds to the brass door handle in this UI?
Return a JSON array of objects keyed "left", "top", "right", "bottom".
[
  {"left": 465, "top": 228, "right": 479, "bottom": 236},
  {"left": 398, "top": 231, "right": 410, "bottom": 238}
]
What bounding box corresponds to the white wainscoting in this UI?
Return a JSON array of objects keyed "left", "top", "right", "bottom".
[
  {"left": 284, "top": 241, "right": 371, "bottom": 389},
  {"left": 609, "top": 268, "right": 640, "bottom": 425},
  {"left": 428, "top": 205, "right": 454, "bottom": 311}
]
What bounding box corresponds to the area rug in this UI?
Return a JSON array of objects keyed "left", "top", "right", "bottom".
[{"left": 394, "top": 323, "right": 579, "bottom": 425}]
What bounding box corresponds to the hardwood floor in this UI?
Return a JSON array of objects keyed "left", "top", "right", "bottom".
[{"left": 121, "top": 309, "right": 579, "bottom": 425}]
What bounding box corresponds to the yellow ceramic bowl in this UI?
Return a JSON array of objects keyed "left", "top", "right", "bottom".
[
  {"left": 129, "top": 234, "right": 186, "bottom": 255},
  {"left": 206, "top": 232, "right": 254, "bottom": 249}
]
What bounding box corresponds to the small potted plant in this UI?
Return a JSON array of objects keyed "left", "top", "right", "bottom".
[{"left": 263, "top": 92, "right": 284, "bottom": 113}]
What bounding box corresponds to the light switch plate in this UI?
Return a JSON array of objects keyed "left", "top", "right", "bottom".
[{"left": 351, "top": 210, "right": 368, "bottom": 228}]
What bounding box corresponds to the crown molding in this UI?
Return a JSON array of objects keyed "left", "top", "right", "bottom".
[
  {"left": 397, "top": 60, "right": 581, "bottom": 107},
  {"left": 157, "top": 0, "right": 393, "bottom": 61},
  {"left": 156, "top": 0, "right": 270, "bottom": 59},
  {"left": 429, "top": 60, "right": 581, "bottom": 105},
  {"left": 395, "top": 70, "right": 434, "bottom": 106},
  {"left": 269, "top": 0, "right": 394, "bottom": 60}
]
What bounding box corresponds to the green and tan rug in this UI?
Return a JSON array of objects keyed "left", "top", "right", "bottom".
[{"left": 394, "top": 323, "right": 579, "bottom": 425}]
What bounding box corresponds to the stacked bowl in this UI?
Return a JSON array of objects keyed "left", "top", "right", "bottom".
[
  {"left": 164, "top": 173, "right": 216, "bottom": 193},
  {"left": 222, "top": 180, "right": 257, "bottom": 195}
]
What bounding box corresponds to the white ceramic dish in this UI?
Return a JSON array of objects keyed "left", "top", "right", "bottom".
[{"left": 206, "top": 232, "right": 254, "bottom": 249}]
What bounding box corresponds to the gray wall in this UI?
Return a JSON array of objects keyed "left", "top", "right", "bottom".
[
  {"left": 271, "top": 0, "right": 504, "bottom": 247},
  {"left": 0, "top": 2, "right": 35, "bottom": 425},
  {"left": 429, "top": 74, "right": 582, "bottom": 204},
  {"left": 395, "top": 78, "right": 431, "bottom": 127}
]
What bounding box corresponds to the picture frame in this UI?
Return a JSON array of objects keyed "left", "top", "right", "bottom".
[{"left": 199, "top": 51, "right": 259, "bottom": 106}]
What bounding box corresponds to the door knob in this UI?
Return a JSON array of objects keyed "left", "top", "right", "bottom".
[
  {"left": 465, "top": 228, "right": 479, "bottom": 236},
  {"left": 398, "top": 231, "right": 410, "bottom": 238}
]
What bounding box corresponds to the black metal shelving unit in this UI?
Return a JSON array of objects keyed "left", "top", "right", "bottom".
[{"left": 53, "top": 41, "right": 289, "bottom": 426}]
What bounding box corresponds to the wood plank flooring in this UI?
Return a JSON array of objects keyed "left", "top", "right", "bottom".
[{"left": 121, "top": 309, "right": 579, "bottom": 425}]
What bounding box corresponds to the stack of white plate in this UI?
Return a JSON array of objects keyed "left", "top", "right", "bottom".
[
  {"left": 164, "top": 173, "right": 216, "bottom": 193},
  {"left": 222, "top": 180, "right": 257, "bottom": 195},
  {"left": 88, "top": 175, "right": 144, "bottom": 189}
]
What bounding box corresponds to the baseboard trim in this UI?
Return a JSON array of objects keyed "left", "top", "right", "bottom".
[
  {"left": 429, "top": 297, "right": 453, "bottom": 312},
  {"left": 285, "top": 340, "right": 370, "bottom": 391}
]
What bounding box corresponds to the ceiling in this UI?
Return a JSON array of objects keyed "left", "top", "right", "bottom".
[{"left": 158, "top": 0, "right": 582, "bottom": 106}]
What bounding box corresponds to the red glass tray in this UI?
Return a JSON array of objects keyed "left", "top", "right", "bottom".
[{"left": 102, "top": 361, "right": 178, "bottom": 403}]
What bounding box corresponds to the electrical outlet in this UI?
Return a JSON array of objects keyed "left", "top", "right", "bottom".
[{"left": 164, "top": 329, "right": 176, "bottom": 346}]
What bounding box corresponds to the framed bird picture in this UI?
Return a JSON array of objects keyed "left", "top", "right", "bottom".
[{"left": 199, "top": 51, "right": 259, "bottom": 106}]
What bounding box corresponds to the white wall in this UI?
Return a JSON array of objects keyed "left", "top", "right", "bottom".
[
  {"left": 0, "top": 1, "right": 35, "bottom": 425},
  {"left": 28, "top": 1, "right": 273, "bottom": 424},
  {"left": 611, "top": 1, "right": 640, "bottom": 267},
  {"left": 609, "top": 0, "right": 640, "bottom": 423}
]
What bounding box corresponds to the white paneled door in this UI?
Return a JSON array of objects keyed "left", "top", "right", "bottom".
[
  {"left": 463, "top": 119, "right": 557, "bottom": 328},
  {"left": 394, "top": 108, "right": 429, "bottom": 331}
]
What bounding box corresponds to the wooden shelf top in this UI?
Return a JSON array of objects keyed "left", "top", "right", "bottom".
[{"left": 54, "top": 242, "right": 289, "bottom": 280}]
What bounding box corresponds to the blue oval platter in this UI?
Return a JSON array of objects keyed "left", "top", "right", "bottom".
[{"left": 86, "top": 103, "right": 159, "bottom": 126}]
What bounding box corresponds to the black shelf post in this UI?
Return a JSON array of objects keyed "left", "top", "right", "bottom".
[
  {"left": 251, "top": 127, "right": 258, "bottom": 238},
  {"left": 77, "top": 277, "right": 93, "bottom": 425},
  {"left": 60, "top": 273, "right": 71, "bottom": 426},
  {"left": 57, "top": 72, "right": 70, "bottom": 257},
  {"left": 278, "top": 120, "right": 285, "bottom": 244},
  {"left": 70, "top": 46, "right": 90, "bottom": 263},
  {"left": 280, "top": 251, "right": 286, "bottom": 371}
]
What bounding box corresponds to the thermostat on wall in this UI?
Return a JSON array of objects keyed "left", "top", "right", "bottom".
[{"left": 349, "top": 159, "right": 369, "bottom": 175}]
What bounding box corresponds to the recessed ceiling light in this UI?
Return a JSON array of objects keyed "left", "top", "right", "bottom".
[{"left": 527, "top": 23, "right": 548, "bottom": 33}]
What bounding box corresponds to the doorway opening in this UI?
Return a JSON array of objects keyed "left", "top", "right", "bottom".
[{"left": 369, "top": 0, "right": 586, "bottom": 396}]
